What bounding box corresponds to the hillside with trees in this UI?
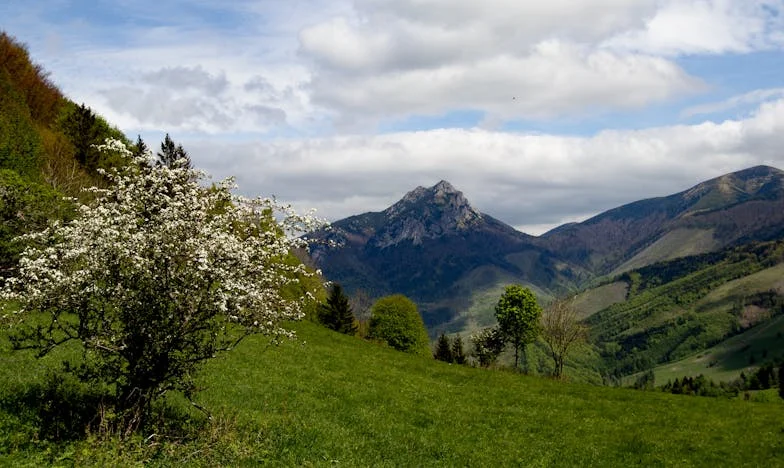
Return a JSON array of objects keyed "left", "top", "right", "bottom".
[
  {"left": 578, "top": 239, "right": 784, "bottom": 382},
  {"left": 0, "top": 32, "right": 131, "bottom": 275}
]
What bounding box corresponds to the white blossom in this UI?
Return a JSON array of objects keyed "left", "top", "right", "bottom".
[{"left": 1, "top": 139, "right": 326, "bottom": 417}]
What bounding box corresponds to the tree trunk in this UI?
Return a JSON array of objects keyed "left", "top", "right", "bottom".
[
  {"left": 118, "top": 384, "right": 153, "bottom": 438},
  {"left": 520, "top": 345, "right": 527, "bottom": 374}
]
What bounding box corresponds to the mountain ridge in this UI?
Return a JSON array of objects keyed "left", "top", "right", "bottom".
[
  {"left": 536, "top": 165, "right": 784, "bottom": 273},
  {"left": 311, "top": 165, "right": 784, "bottom": 333}
]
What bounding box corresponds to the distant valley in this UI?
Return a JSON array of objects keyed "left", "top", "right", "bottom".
[{"left": 311, "top": 166, "right": 784, "bottom": 382}]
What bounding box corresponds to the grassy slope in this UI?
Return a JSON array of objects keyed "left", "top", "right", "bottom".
[
  {"left": 3, "top": 321, "right": 784, "bottom": 466},
  {"left": 611, "top": 228, "right": 718, "bottom": 275},
  {"left": 442, "top": 266, "right": 551, "bottom": 336},
  {"left": 698, "top": 262, "right": 784, "bottom": 308},
  {"left": 572, "top": 281, "right": 628, "bottom": 319}
]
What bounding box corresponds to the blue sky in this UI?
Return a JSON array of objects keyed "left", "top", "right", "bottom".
[{"left": 3, "top": 0, "right": 784, "bottom": 234}]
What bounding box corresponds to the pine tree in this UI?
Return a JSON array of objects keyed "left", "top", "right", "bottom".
[
  {"left": 434, "top": 333, "right": 453, "bottom": 362},
  {"left": 157, "top": 133, "right": 192, "bottom": 169},
  {"left": 61, "top": 103, "right": 99, "bottom": 169},
  {"left": 132, "top": 134, "right": 148, "bottom": 159},
  {"left": 452, "top": 334, "right": 466, "bottom": 364},
  {"left": 318, "top": 284, "right": 357, "bottom": 335}
]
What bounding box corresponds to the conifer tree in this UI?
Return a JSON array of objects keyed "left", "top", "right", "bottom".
[
  {"left": 318, "top": 284, "right": 357, "bottom": 335},
  {"left": 434, "top": 332, "right": 453, "bottom": 362},
  {"left": 132, "top": 135, "right": 148, "bottom": 159},
  {"left": 157, "top": 133, "right": 192, "bottom": 169},
  {"left": 61, "top": 103, "right": 99, "bottom": 168},
  {"left": 451, "top": 334, "right": 466, "bottom": 365}
]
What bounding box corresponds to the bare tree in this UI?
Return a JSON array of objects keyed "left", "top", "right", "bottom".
[
  {"left": 349, "top": 288, "right": 373, "bottom": 337},
  {"left": 541, "top": 297, "right": 587, "bottom": 379}
]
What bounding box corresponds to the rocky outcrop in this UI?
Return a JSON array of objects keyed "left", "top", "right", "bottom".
[{"left": 373, "top": 181, "right": 483, "bottom": 248}]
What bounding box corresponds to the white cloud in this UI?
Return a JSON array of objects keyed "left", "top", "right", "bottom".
[
  {"left": 6, "top": 0, "right": 784, "bottom": 238},
  {"left": 97, "top": 64, "right": 294, "bottom": 134},
  {"left": 298, "top": 0, "right": 706, "bottom": 125},
  {"left": 604, "top": 0, "right": 784, "bottom": 55},
  {"left": 307, "top": 39, "right": 702, "bottom": 124}
]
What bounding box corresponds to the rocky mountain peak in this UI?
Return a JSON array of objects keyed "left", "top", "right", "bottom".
[{"left": 375, "top": 181, "right": 483, "bottom": 248}]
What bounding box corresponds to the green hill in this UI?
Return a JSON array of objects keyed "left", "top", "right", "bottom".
[
  {"left": 2, "top": 321, "right": 784, "bottom": 466},
  {"left": 584, "top": 240, "right": 784, "bottom": 379}
]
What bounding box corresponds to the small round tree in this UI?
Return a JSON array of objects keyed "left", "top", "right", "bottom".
[
  {"left": 368, "top": 294, "right": 429, "bottom": 356},
  {"left": 1, "top": 139, "right": 322, "bottom": 435},
  {"left": 495, "top": 285, "right": 542, "bottom": 372}
]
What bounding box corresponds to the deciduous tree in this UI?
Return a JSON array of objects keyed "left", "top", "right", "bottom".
[
  {"left": 368, "top": 294, "right": 429, "bottom": 356},
  {"left": 495, "top": 285, "right": 541, "bottom": 372},
  {"left": 471, "top": 327, "right": 504, "bottom": 368},
  {"left": 541, "top": 297, "right": 587, "bottom": 379},
  {"left": 1, "top": 139, "right": 321, "bottom": 435}
]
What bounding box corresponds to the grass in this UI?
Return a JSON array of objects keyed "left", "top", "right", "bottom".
[
  {"left": 2, "top": 321, "right": 784, "bottom": 466},
  {"left": 444, "top": 268, "right": 550, "bottom": 336}
]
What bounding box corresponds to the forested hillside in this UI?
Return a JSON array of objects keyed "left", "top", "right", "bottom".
[{"left": 0, "top": 32, "right": 130, "bottom": 273}]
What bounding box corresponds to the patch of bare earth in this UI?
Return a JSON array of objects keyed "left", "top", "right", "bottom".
[{"left": 739, "top": 305, "right": 772, "bottom": 328}]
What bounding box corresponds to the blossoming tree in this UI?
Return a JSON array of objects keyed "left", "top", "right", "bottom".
[{"left": 2, "top": 139, "right": 322, "bottom": 434}]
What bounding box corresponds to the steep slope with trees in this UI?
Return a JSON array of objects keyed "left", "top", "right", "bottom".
[
  {"left": 583, "top": 239, "right": 784, "bottom": 381},
  {"left": 0, "top": 32, "right": 132, "bottom": 273}
]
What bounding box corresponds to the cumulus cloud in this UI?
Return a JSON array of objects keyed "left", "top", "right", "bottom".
[
  {"left": 190, "top": 98, "right": 784, "bottom": 235},
  {"left": 297, "top": 0, "right": 707, "bottom": 125},
  {"left": 7, "top": 0, "right": 784, "bottom": 236},
  {"left": 308, "top": 40, "right": 702, "bottom": 123},
  {"left": 97, "top": 64, "right": 300, "bottom": 133},
  {"left": 604, "top": 0, "right": 784, "bottom": 55}
]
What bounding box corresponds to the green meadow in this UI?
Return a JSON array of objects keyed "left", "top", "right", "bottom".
[{"left": 2, "top": 321, "right": 783, "bottom": 466}]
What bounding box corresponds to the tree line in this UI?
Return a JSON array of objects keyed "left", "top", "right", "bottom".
[{"left": 315, "top": 282, "right": 587, "bottom": 379}]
